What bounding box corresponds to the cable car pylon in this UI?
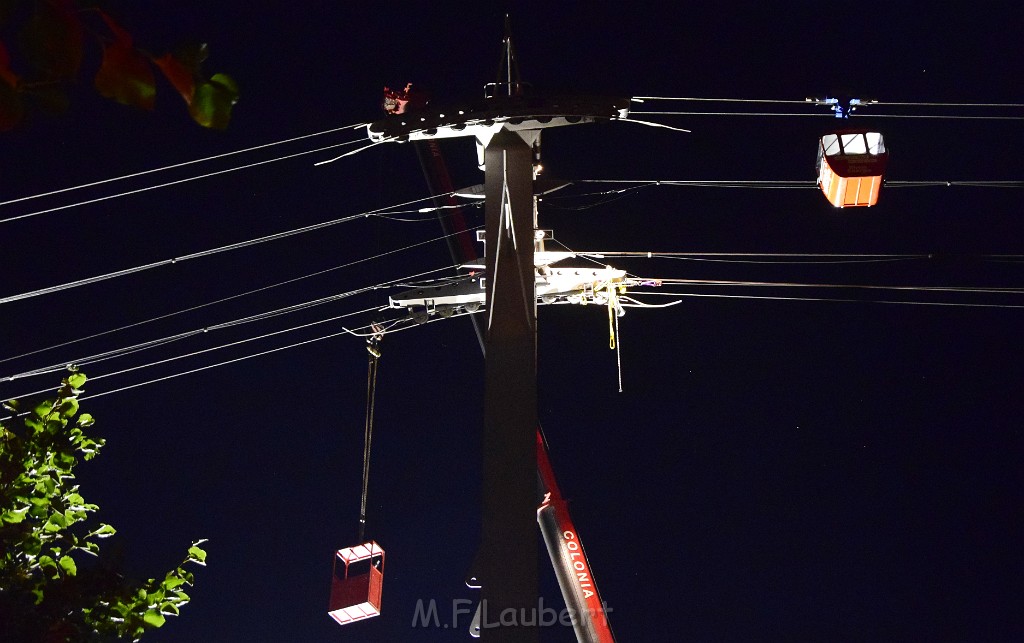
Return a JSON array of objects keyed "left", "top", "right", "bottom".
[
  {"left": 410, "top": 110, "right": 621, "bottom": 640},
  {"left": 365, "top": 18, "right": 629, "bottom": 641}
]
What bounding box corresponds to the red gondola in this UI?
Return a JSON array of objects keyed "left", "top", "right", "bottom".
[
  {"left": 328, "top": 541, "right": 385, "bottom": 625},
  {"left": 816, "top": 130, "right": 889, "bottom": 207}
]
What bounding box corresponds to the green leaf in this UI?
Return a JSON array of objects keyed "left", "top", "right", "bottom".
[
  {"left": 148, "top": 586, "right": 166, "bottom": 604},
  {"left": 143, "top": 609, "right": 166, "bottom": 627},
  {"left": 187, "top": 544, "right": 207, "bottom": 565},
  {"left": 33, "top": 400, "right": 54, "bottom": 418},
  {"left": 59, "top": 554, "right": 77, "bottom": 576},
  {"left": 172, "top": 590, "right": 191, "bottom": 603},
  {"left": 92, "top": 523, "right": 117, "bottom": 538},
  {"left": 188, "top": 73, "right": 238, "bottom": 129},
  {"left": 162, "top": 575, "right": 186, "bottom": 590},
  {"left": 161, "top": 602, "right": 180, "bottom": 616},
  {"left": 38, "top": 477, "right": 57, "bottom": 494},
  {"left": 66, "top": 372, "right": 87, "bottom": 389},
  {"left": 59, "top": 397, "right": 79, "bottom": 417},
  {"left": 76, "top": 412, "right": 95, "bottom": 427},
  {"left": 24, "top": 537, "right": 42, "bottom": 557},
  {"left": 0, "top": 375, "right": 206, "bottom": 634},
  {"left": 46, "top": 512, "right": 67, "bottom": 530},
  {"left": 29, "top": 501, "right": 49, "bottom": 519},
  {"left": 2, "top": 506, "right": 29, "bottom": 523}
]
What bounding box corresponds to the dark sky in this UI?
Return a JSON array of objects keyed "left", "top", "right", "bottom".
[{"left": 2, "top": 2, "right": 1022, "bottom": 641}]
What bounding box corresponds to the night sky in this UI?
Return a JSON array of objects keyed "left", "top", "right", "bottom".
[{"left": 2, "top": 2, "right": 1022, "bottom": 641}]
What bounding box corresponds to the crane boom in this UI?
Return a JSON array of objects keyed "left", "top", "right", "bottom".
[{"left": 537, "top": 432, "right": 615, "bottom": 642}]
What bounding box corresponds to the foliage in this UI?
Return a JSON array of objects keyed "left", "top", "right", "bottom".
[
  {"left": 0, "top": 0, "right": 238, "bottom": 131},
  {"left": 0, "top": 372, "right": 207, "bottom": 642}
]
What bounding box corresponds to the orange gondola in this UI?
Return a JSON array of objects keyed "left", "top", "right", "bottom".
[{"left": 816, "top": 130, "right": 889, "bottom": 207}]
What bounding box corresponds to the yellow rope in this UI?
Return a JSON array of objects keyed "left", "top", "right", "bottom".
[{"left": 607, "top": 283, "right": 617, "bottom": 350}]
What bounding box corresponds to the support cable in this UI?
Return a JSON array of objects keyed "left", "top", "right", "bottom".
[
  {"left": 0, "top": 224, "right": 481, "bottom": 365},
  {"left": 1, "top": 264, "right": 452, "bottom": 384},
  {"left": 359, "top": 326, "right": 384, "bottom": 543},
  {"left": 0, "top": 193, "right": 460, "bottom": 306},
  {"left": 632, "top": 110, "right": 829, "bottom": 117},
  {"left": 866, "top": 114, "right": 1024, "bottom": 121},
  {"left": 633, "top": 96, "right": 1024, "bottom": 108},
  {"left": 541, "top": 184, "right": 656, "bottom": 210},
  {"left": 0, "top": 122, "right": 367, "bottom": 209},
  {"left": 78, "top": 329, "right": 357, "bottom": 404},
  {"left": 649, "top": 277, "right": 1024, "bottom": 295},
  {"left": 886, "top": 181, "right": 1024, "bottom": 188},
  {"left": 614, "top": 117, "right": 691, "bottom": 133},
  {"left": 872, "top": 101, "right": 1024, "bottom": 107},
  {"left": 0, "top": 322, "right": 380, "bottom": 422},
  {"left": 0, "top": 313, "right": 434, "bottom": 424},
  {"left": 569, "top": 179, "right": 1022, "bottom": 190},
  {"left": 8, "top": 267, "right": 1022, "bottom": 420},
  {"left": 3, "top": 305, "right": 381, "bottom": 402},
  {"left": 633, "top": 96, "right": 811, "bottom": 103},
  {"left": 630, "top": 110, "right": 1024, "bottom": 120},
  {"left": 582, "top": 251, "right": 1009, "bottom": 258},
  {"left": 315, "top": 140, "right": 388, "bottom": 166},
  {"left": 0, "top": 136, "right": 371, "bottom": 225},
  {"left": 582, "top": 252, "right": 931, "bottom": 265},
  {"left": 640, "top": 290, "right": 1024, "bottom": 309}
]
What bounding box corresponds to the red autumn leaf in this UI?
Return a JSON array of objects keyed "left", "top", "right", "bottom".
[
  {"left": 0, "top": 82, "right": 23, "bottom": 131},
  {"left": 93, "top": 11, "right": 155, "bottom": 110},
  {"left": 96, "top": 9, "right": 133, "bottom": 46},
  {"left": 153, "top": 53, "right": 195, "bottom": 105},
  {"left": 0, "top": 40, "right": 18, "bottom": 88},
  {"left": 0, "top": 40, "right": 23, "bottom": 131}
]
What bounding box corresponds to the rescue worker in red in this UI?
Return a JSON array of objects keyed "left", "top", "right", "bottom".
[{"left": 382, "top": 82, "right": 428, "bottom": 114}]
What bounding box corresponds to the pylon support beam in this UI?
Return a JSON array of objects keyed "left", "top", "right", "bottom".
[{"left": 478, "top": 127, "right": 539, "bottom": 641}]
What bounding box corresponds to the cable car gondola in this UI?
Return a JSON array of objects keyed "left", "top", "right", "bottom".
[{"left": 816, "top": 130, "right": 888, "bottom": 207}]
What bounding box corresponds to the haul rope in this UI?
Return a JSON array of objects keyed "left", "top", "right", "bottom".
[{"left": 358, "top": 323, "right": 384, "bottom": 542}]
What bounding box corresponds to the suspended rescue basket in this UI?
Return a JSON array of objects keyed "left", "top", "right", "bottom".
[
  {"left": 816, "top": 130, "right": 889, "bottom": 208},
  {"left": 328, "top": 328, "right": 386, "bottom": 626},
  {"left": 328, "top": 541, "right": 385, "bottom": 625}
]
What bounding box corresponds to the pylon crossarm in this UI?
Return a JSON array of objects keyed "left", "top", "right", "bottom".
[{"left": 367, "top": 94, "right": 631, "bottom": 144}]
